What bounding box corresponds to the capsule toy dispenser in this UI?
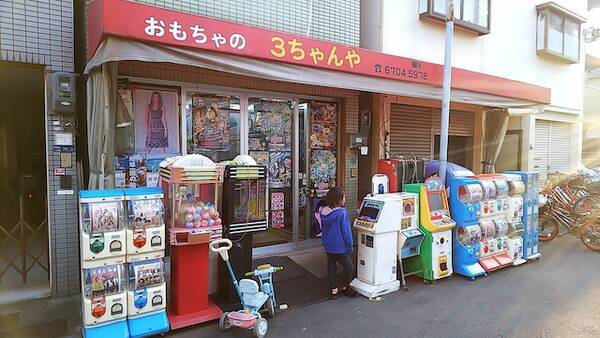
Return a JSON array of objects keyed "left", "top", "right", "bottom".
[
  {"left": 79, "top": 189, "right": 129, "bottom": 338},
  {"left": 124, "top": 187, "right": 169, "bottom": 337},
  {"left": 503, "top": 174, "right": 527, "bottom": 266},
  {"left": 504, "top": 171, "right": 541, "bottom": 260},
  {"left": 160, "top": 155, "right": 224, "bottom": 330},
  {"left": 403, "top": 176, "right": 456, "bottom": 282},
  {"left": 449, "top": 177, "right": 486, "bottom": 280}
]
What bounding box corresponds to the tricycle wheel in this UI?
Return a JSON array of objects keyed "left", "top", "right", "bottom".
[
  {"left": 219, "top": 312, "right": 231, "bottom": 331},
  {"left": 267, "top": 297, "right": 276, "bottom": 318},
  {"left": 253, "top": 318, "right": 268, "bottom": 338}
]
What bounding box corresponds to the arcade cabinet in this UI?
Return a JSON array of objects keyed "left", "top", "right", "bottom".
[
  {"left": 475, "top": 175, "right": 513, "bottom": 272},
  {"left": 449, "top": 177, "right": 486, "bottom": 279},
  {"left": 394, "top": 192, "right": 423, "bottom": 289},
  {"left": 503, "top": 174, "right": 527, "bottom": 265},
  {"left": 219, "top": 155, "right": 268, "bottom": 308},
  {"left": 124, "top": 188, "right": 169, "bottom": 337},
  {"left": 504, "top": 171, "right": 541, "bottom": 261},
  {"left": 404, "top": 176, "right": 455, "bottom": 282},
  {"left": 79, "top": 189, "right": 128, "bottom": 338},
  {"left": 161, "top": 155, "right": 224, "bottom": 329},
  {"left": 350, "top": 194, "right": 404, "bottom": 298}
]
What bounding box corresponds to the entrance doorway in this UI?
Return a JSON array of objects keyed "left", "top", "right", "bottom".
[{"left": 0, "top": 62, "right": 49, "bottom": 304}]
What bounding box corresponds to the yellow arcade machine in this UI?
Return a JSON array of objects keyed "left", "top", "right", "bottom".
[{"left": 404, "top": 176, "right": 456, "bottom": 282}]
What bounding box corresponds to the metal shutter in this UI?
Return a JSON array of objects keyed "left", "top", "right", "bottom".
[
  {"left": 548, "top": 121, "right": 572, "bottom": 173},
  {"left": 533, "top": 120, "right": 551, "bottom": 182},
  {"left": 432, "top": 110, "right": 475, "bottom": 136},
  {"left": 389, "top": 104, "right": 432, "bottom": 159}
]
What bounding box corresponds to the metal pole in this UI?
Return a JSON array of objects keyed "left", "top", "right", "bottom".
[{"left": 439, "top": 0, "right": 454, "bottom": 186}]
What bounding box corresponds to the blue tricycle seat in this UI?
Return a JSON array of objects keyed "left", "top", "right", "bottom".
[{"left": 239, "top": 279, "right": 269, "bottom": 310}]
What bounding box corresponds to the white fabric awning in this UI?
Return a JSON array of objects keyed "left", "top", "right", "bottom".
[{"left": 85, "top": 37, "right": 545, "bottom": 111}]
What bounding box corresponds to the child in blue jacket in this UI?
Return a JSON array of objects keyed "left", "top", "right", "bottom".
[{"left": 315, "top": 187, "right": 357, "bottom": 299}]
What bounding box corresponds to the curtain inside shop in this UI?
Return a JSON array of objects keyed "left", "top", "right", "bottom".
[
  {"left": 86, "top": 62, "right": 118, "bottom": 189},
  {"left": 482, "top": 107, "right": 510, "bottom": 173}
]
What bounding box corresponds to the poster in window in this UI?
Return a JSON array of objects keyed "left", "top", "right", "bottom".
[
  {"left": 310, "top": 124, "right": 336, "bottom": 149},
  {"left": 270, "top": 210, "right": 285, "bottom": 229},
  {"left": 311, "top": 102, "right": 337, "bottom": 125},
  {"left": 192, "top": 94, "right": 231, "bottom": 151},
  {"left": 133, "top": 89, "right": 179, "bottom": 154},
  {"left": 268, "top": 151, "right": 292, "bottom": 188},
  {"left": 310, "top": 150, "right": 337, "bottom": 191}
]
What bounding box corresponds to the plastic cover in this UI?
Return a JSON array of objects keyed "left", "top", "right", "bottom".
[
  {"left": 174, "top": 183, "right": 221, "bottom": 229},
  {"left": 127, "top": 199, "right": 164, "bottom": 230},
  {"left": 128, "top": 258, "right": 164, "bottom": 290},
  {"left": 508, "top": 180, "right": 525, "bottom": 196},
  {"left": 494, "top": 179, "right": 509, "bottom": 198},
  {"left": 479, "top": 181, "right": 497, "bottom": 200},
  {"left": 81, "top": 201, "right": 125, "bottom": 234},
  {"left": 479, "top": 220, "right": 496, "bottom": 239},
  {"left": 494, "top": 218, "right": 509, "bottom": 237},
  {"left": 458, "top": 184, "right": 483, "bottom": 204},
  {"left": 457, "top": 225, "right": 482, "bottom": 245},
  {"left": 83, "top": 264, "right": 126, "bottom": 298}
]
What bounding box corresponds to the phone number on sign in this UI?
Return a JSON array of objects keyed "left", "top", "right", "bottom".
[{"left": 374, "top": 64, "right": 429, "bottom": 80}]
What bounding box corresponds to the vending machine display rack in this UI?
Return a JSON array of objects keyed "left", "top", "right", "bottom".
[{"left": 124, "top": 188, "right": 166, "bottom": 260}]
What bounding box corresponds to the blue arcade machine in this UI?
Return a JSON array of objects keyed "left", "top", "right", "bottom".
[
  {"left": 449, "top": 177, "right": 487, "bottom": 280},
  {"left": 504, "top": 171, "right": 541, "bottom": 260}
]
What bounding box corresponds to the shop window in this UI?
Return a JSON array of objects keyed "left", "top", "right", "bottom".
[
  {"left": 536, "top": 2, "right": 585, "bottom": 63},
  {"left": 113, "top": 86, "right": 181, "bottom": 188},
  {"left": 184, "top": 93, "right": 240, "bottom": 162},
  {"left": 419, "top": 0, "right": 490, "bottom": 35}
]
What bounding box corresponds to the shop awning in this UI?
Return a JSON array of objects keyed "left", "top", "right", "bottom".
[
  {"left": 85, "top": 0, "right": 550, "bottom": 111},
  {"left": 85, "top": 36, "right": 545, "bottom": 112}
]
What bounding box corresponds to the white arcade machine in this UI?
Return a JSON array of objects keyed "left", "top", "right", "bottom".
[
  {"left": 395, "top": 193, "right": 423, "bottom": 289},
  {"left": 504, "top": 174, "right": 527, "bottom": 265},
  {"left": 350, "top": 194, "right": 404, "bottom": 298},
  {"left": 79, "top": 189, "right": 128, "bottom": 338}
]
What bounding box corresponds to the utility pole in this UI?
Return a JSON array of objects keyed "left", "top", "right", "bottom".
[{"left": 439, "top": 0, "right": 455, "bottom": 186}]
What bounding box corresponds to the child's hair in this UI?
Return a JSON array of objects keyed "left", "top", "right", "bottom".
[{"left": 325, "top": 187, "right": 345, "bottom": 208}]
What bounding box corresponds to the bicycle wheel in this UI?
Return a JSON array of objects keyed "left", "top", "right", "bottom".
[
  {"left": 579, "top": 220, "right": 600, "bottom": 252},
  {"left": 538, "top": 217, "right": 559, "bottom": 241},
  {"left": 572, "top": 195, "right": 600, "bottom": 218}
]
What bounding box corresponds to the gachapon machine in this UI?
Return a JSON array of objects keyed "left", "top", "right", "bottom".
[
  {"left": 160, "top": 155, "right": 224, "bottom": 329},
  {"left": 126, "top": 258, "right": 169, "bottom": 337},
  {"left": 493, "top": 177, "right": 509, "bottom": 215},
  {"left": 449, "top": 177, "right": 486, "bottom": 280},
  {"left": 81, "top": 264, "right": 128, "bottom": 338},
  {"left": 124, "top": 188, "right": 165, "bottom": 259},
  {"left": 503, "top": 174, "right": 526, "bottom": 265},
  {"left": 478, "top": 220, "right": 497, "bottom": 260},
  {"left": 478, "top": 179, "right": 498, "bottom": 217},
  {"left": 79, "top": 189, "right": 126, "bottom": 262}
]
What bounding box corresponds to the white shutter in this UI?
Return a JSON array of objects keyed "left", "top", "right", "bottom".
[
  {"left": 533, "top": 120, "right": 550, "bottom": 182},
  {"left": 548, "top": 121, "right": 572, "bottom": 173}
]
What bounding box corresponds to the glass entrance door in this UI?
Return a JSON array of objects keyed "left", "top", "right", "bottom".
[{"left": 247, "top": 97, "right": 294, "bottom": 247}]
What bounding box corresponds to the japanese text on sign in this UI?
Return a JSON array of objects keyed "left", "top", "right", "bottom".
[
  {"left": 144, "top": 16, "right": 247, "bottom": 50},
  {"left": 270, "top": 36, "right": 361, "bottom": 70}
]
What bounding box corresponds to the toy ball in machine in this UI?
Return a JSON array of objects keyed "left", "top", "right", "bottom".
[{"left": 179, "top": 201, "right": 221, "bottom": 229}]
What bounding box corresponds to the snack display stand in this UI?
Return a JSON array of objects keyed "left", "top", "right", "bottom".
[
  {"left": 79, "top": 190, "right": 129, "bottom": 338},
  {"left": 160, "top": 155, "right": 224, "bottom": 329}
]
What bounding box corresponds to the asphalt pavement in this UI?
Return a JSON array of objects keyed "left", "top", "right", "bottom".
[{"left": 170, "top": 236, "right": 600, "bottom": 338}]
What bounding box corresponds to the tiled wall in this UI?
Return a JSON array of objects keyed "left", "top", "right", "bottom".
[
  {"left": 1, "top": 0, "right": 79, "bottom": 296},
  {"left": 128, "top": 0, "right": 360, "bottom": 46}
]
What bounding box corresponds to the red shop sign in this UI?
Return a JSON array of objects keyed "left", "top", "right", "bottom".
[{"left": 88, "top": 0, "right": 550, "bottom": 104}]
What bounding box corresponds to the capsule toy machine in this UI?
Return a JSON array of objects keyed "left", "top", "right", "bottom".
[
  {"left": 394, "top": 192, "right": 423, "bottom": 289},
  {"left": 79, "top": 190, "right": 128, "bottom": 338},
  {"left": 219, "top": 155, "right": 268, "bottom": 308},
  {"left": 350, "top": 194, "right": 403, "bottom": 298},
  {"left": 404, "top": 176, "right": 455, "bottom": 282},
  {"left": 476, "top": 175, "right": 513, "bottom": 272},
  {"left": 160, "top": 155, "right": 224, "bottom": 329},
  {"left": 504, "top": 171, "right": 541, "bottom": 260},
  {"left": 449, "top": 177, "right": 486, "bottom": 280},
  {"left": 124, "top": 188, "right": 169, "bottom": 338},
  {"left": 503, "top": 174, "right": 527, "bottom": 266}
]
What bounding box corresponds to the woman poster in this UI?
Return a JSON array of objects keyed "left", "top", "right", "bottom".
[{"left": 134, "top": 89, "right": 179, "bottom": 154}]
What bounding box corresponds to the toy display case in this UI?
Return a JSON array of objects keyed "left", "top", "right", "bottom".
[
  {"left": 126, "top": 258, "right": 169, "bottom": 338},
  {"left": 79, "top": 189, "right": 126, "bottom": 262},
  {"left": 504, "top": 171, "right": 541, "bottom": 260},
  {"left": 503, "top": 174, "right": 527, "bottom": 265},
  {"left": 160, "top": 154, "right": 224, "bottom": 329},
  {"left": 219, "top": 155, "right": 268, "bottom": 307},
  {"left": 124, "top": 188, "right": 165, "bottom": 258}
]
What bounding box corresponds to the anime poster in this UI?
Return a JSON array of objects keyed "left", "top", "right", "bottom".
[
  {"left": 133, "top": 260, "right": 163, "bottom": 289},
  {"left": 88, "top": 265, "right": 122, "bottom": 296},
  {"left": 249, "top": 101, "right": 292, "bottom": 151},
  {"left": 310, "top": 150, "right": 337, "bottom": 191},
  {"left": 268, "top": 151, "right": 292, "bottom": 188},
  {"left": 131, "top": 200, "right": 162, "bottom": 229},
  {"left": 249, "top": 151, "right": 269, "bottom": 167},
  {"left": 89, "top": 202, "right": 120, "bottom": 233},
  {"left": 133, "top": 89, "right": 179, "bottom": 154},
  {"left": 311, "top": 102, "right": 337, "bottom": 125},
  {"left": 310, "top": 124, "right": 336, "bottom": 149},
  {"left": 270, "top": 210, "right": 285, "bottom": 229},
  {"left": 191, "top": 94, "right": 230, "bottom": 151}
]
